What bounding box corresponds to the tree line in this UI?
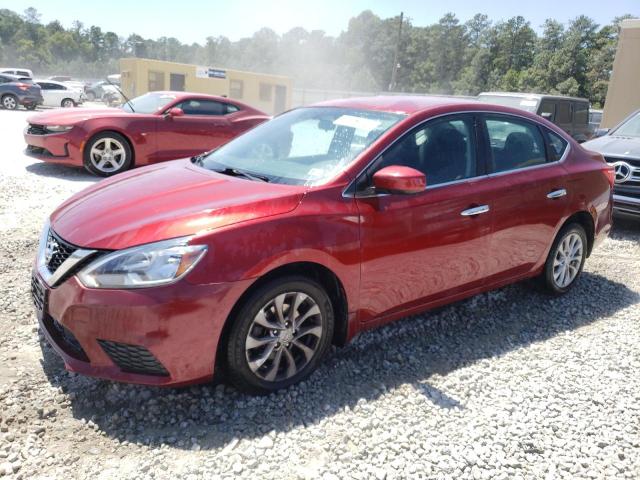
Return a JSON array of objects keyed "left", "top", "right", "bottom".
[{"left": 0, "top": 7, "right": 635, "bottom": 107}]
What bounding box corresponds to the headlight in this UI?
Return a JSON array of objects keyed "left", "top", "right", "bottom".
[
  {"left": 77, "top": 237, "right": 207, "bottom": 289},
  {"left": 45, "top": 125, "right": 73, "bottom": 133}
]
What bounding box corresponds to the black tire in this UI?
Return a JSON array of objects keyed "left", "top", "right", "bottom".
[
  {"left": 540, "top": 223, "right": 588, "bottom": 294},
  {"left": 1, "top": 94, "right": 18, "bottom": 110},
  {"left": 25, "top": 104, "right": 37, "bottom": 111},
  {"left": 225, "top": 276, "right": 334, "bottom": 394},
  {"left": 87, "top": 91, "right": 96, "bottom": 102},
  {"left": 61, "top": 98, "right": 76, "bottom": 108},
  {"left": 83, "top": 131, "right": 133, "bottom": 177}
]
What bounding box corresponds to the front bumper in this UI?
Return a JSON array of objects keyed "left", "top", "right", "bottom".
[
  {"left": 23, "top": 128, "right": 83, "bottom": 165},
  {"left": 32, "top": 270, "right": 253, "bottom": 386},
  {"left": 613, "top": 194, "right": 640, "bottom": 218}
]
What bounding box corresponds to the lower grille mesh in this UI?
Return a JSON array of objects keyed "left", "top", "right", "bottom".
[{"left": 98, "top": 340, "right": 169, "bottom": 377}]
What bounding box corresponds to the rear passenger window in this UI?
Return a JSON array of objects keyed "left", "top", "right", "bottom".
[
  {"left": 546, "top": 130, "right": 569, "bottom": 161},
  {"left": 573, "top": 103, "right": 588, "bottom": 125},
  {"left": 556, "top": 102, "right": 571, "bottom": 124},
  {"left": 484, "top": 116, "right": 547, "bottom": 173}
]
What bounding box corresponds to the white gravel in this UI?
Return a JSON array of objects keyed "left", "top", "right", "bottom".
[{"left": 0, "top": 107, "right": 639, "bottom": 479}]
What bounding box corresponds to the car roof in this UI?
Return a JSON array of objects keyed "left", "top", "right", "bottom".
[
  {"left": 146, "top": 91, "right": 267, "bottom": 114},
  {"left": 479, "top": 91, "right": 589, "bottom": 103},
  {"left": 0, "top": 73, "right": 22, "bottom": 81},
  {"left": 35, "top": 79, "right": 64, "bottom": 86},
  {"left": 313, "top": 95, "right": 480, "bottom": 115}
]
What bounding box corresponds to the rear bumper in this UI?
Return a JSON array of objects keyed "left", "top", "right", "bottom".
[
  {"left": 19, "top": 95, "right": 43, "bottom": 106},
  {"left": 613, "top": 194, "right": 640, "bottom": 218},
  {"left": 33, "top": 271, "right": 254, "bottom": 386}
]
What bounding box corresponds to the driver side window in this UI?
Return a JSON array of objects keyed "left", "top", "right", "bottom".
[{"left": 360, "top": 114, "right": 477, "bottom": 191}]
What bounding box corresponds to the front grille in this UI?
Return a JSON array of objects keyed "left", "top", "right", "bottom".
[
  {"left": 42, "top": 314, "right": 89, "bottom": 362},
  {"left": 45, "top": 230, "right": 77, "bottom": 274},
  {"left": 605, "top": 156, "right": 640, "bottom": 188},
  {"left": 98, "top": 340, "right": 169, "bottom": 377},
  {"left": 31, "top": 275, "right": 46, "bottom": 313},
  {"left": 27, "top": 124, "right": 47, "bottom": 135}
]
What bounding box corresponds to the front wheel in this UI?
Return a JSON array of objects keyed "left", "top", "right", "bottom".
[
  {"left": 225, "top": 277, "right": 334, "bottom": 394},
  {"left": 541, "top": 223, "right": 587, "bottom": 294},
  {"left": 61, "top": 98, "right": 76, "bottom": 108},
  {"left": 83, "top": 132, "right": 132, "bottom": 177}
]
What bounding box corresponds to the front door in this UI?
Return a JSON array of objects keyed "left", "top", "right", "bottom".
[
  {"left": 355, "top": 114, "right": 494, "bottom": 322},
  {"left": 155, "top": 98, "right": 232, "bottom": 162}
]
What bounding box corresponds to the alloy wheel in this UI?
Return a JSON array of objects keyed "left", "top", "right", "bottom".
[
  {"left": 89, "top": 138, "right": 127, "bottom": 174},
  {"left": 62, "top": 99, "right": 74, "bottom": 108},
  {"left": 245, "top": 291, "right": 323, "bottom": 382},
  {"left": 552, "top": 232, "right": 583, "bottom": 288},
  {"left": 3, "top": 96, "right": 17, "bottom": 110}
]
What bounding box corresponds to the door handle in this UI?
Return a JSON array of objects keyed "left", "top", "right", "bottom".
[
  {"left": 460, "top": 205, "right": 490, "bottom": 216},
  {"left": 547, "top": 188, "right": 567, "bottom": 199}
]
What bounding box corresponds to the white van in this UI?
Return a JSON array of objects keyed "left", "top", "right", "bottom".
[{"left": 0, "top": 67, "right": 33, "bottom": 78}]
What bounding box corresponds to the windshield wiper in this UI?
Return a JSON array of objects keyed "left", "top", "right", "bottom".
[{"left": 214, "top": 167, "right": 270, "bottom": 182}]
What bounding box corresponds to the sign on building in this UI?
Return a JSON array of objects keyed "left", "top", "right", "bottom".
[{"left": 196, "top": 67, "right": 227, "bottom": 79}]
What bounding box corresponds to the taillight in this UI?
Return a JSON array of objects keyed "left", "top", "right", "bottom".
[
  {"left": 15, "top": 83, "right": 29, "bottom": 91},
  {"left": 604, "top": 165, "right": 615, "bottom": 188}
]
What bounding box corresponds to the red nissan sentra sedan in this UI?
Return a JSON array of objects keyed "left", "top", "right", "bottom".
[
  {"left": 23, "top": 91, "right": 269, "bottom": 176},
  {"left": 32, "top": 96, "right": 613, "bottom": 394}
]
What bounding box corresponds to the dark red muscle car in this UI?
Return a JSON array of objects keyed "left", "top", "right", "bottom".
[{"left": 23, "top": 91, "right": 269, "bottom": 176}]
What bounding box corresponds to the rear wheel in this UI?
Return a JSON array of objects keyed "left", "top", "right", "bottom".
[
  {"left": 83, "top": 132, "right": 132, "bottom": 177},
  {"left": 225, "top": 276, "right": 334, "bottom": 394},
  {"left": 25, "top": 104, "right": 37, "bottom": 111},
  {"left": 86, "top": 91, "right": 96, "bottom": 102},
  {"left": 61, "top": 98, "right": 76, "bottom": 108},
  {"left": 2, "top": 94, "right": 18, "bottom": 110},
  {"left": 541, "top": 223, "right": 587, "bottom": 294}
]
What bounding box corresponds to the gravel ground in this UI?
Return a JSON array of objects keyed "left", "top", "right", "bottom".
[{"left": 0, "top": 108, "right": 639, "bottom": 479}]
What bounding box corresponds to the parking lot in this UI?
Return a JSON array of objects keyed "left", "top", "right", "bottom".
[{"left": 0, "top": 106, "right": 639, "bottom": 479}]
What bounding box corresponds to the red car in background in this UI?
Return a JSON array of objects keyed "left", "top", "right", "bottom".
[
  {"left": 23, "top": 91, "right": 269, "bottom": 176},
  {"left": 32, "top": 96, "right": 613, "bottom": 394}
]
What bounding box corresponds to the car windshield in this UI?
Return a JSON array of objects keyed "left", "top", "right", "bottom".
[
  {"left": 196, "top": 107, "right": 405, "bottom": 186},
  {"left": 121, "top": 92, "right": 177, "bottom": 114},
  {"left": 478, "top": 95, "right": 539, "bottom": 113},
  {"left": 613, "top": 112, "right": 640, "bottom": 138}
]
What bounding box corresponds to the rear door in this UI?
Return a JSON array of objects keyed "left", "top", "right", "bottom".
[{"left": 477, "top": 113, "right": 570, "bottom": 284}]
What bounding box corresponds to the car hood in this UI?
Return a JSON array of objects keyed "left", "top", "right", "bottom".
[
  {"left": 583, "top": 135, "right": 640, "bottom": 158},
  {"left": 27, "top": 108, "right": 143, "bottom": 125},
  {"left": 50, "top": 160, "right": 305, "bottom": 250}
]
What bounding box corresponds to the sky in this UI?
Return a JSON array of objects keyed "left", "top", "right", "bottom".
[{"left": 2, "top": 0, "right": 638, "bottom": 43}]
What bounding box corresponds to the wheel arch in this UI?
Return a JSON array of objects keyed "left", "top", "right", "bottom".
[
  {"left": 214, "top": 261, "right": 350, "bottom": 377},
  {"left": 562, "top": 210, "right": 595, "bottom": 256}
]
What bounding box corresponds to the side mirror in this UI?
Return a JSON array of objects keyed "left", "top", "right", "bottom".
[
  {"left": 594, "top": 128, "right": 609, "bottom": 138},
  {"left": 372, "top": 165, "right": 426, "bottom": 195},
  {"left": 165, "top": 107, "right": 184, "bottom": 118}
]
